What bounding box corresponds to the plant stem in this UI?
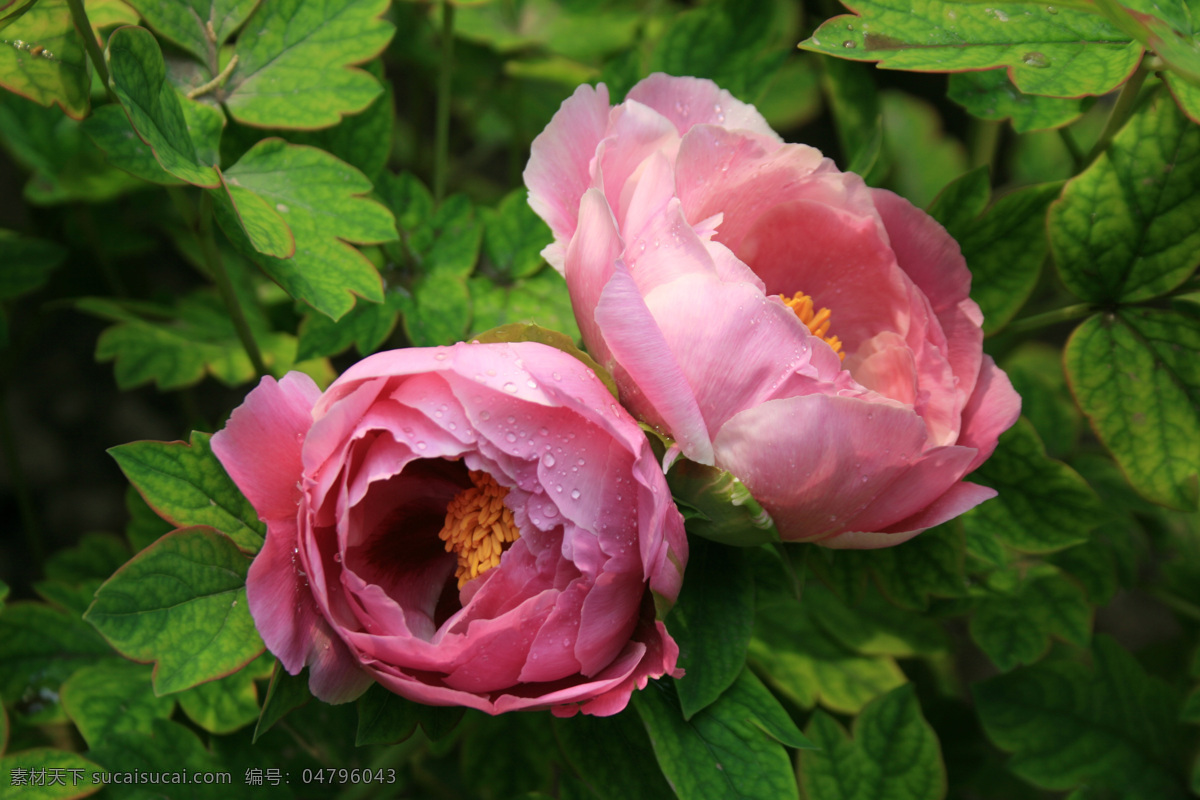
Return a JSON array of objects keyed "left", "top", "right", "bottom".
[
  {"left": 1002, "top": 303, "right": 1094, "bottom": 336},
  {"left": 1149, "top": 589, "right": 1200, "bottom": 625},
  {"left": 967, "top": 118, "right": 1002, "bottom": 170},
  {"left": 0, "top": 386, "right": 42, "bottom": 572},
  {"left": 433, "top": 0, "right": 455, "bottom": 204},
  {"left": 65, "top": 0, "right": 112, "bottom": 93},
  {"left": 198, "top": 192, "right": 268, "bottom": 378},
  {"left": 1058, "top": 127, "right": 1084, "bottom": 174},
  {"left": 1084, "top": 61, "right": 1149, "bottom": 167}
]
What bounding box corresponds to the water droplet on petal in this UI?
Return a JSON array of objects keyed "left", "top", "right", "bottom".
[
  {"left": 543, "top": 453, "right": 556, "bottom": 467},
  {"left": 480, "top": 411, "right": 491, "bottom": 420},
  {"left": 570, "top": 489, "right": 580, "bottom": 500},
  {"left": 503, "top": 382, "right": 518, "bottom": 393},
  {"left": 505, "top": 432, "right": 517, "bottom": 443}
]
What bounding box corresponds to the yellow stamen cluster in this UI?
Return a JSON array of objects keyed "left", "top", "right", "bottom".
[
  {"left": 438, "top": 471, "right": 520, "bottom": 589},
  {"left": 780, "top": 291, "right": 845, "bottom": 360}
]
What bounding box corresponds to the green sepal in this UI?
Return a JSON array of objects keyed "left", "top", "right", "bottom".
[
  {"left": 84, "top": 526, "right": 263, "bottom": 696},
  {"left": 109, "top": 431, "right": 266, "bottom": 554},
  {"left": 798, "top": 684, "right": 946, "bottom": 800},
  {"left": 666, "top": 459, "right": 780, "bottom": 546}
]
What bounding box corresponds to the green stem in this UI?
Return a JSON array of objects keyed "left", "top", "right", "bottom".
[
  {"left": 967, "top": 118, "right": 1002, "bottom": 170},
  {"left": 1149, "top": 589, "right": 1200, "bottom": 625},
  {"left": 198, "top": 192, "right": 268, "bottom": 378},
  {"left": 1084, "top": 61, "right": 1149, "bottom": 167},
  {"left": 0, "top": 386, "right": 42, "bottom": 572},
  {"left": 1002, "top": 303, "right": 1094, "bottom": 336},
  {"left": 65, "top": 0, "right": 112, "bottom": 94},
  {"left": 433, "top": 0, "right": 455, "bottom": 204},
  {"left": 1058, "top": 127, "right": 1084, "bottom": 174}
]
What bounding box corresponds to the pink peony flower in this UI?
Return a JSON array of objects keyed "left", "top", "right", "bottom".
[
  {"left": 525, "top": 74, "right": 1021, "bottom": 549},
  {"left": 211, "top": 341, "right": 686, "bottom": 715}
]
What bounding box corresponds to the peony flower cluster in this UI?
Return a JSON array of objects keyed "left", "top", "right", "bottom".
[{"left": 215, "top": 73, "right": 1018, "bottom": 717}]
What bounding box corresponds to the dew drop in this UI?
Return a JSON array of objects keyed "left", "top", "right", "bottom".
[
  {"left": 555, "top": 484, "right": 564, "bottom": 493},
  {"left": 570, "top": 489, "right": 581, "bottom": 500},
  {"left": 542, "top": 453, "right": 556, "bottom": 467},
  {"left": 552, "top": 371, "right": 562, "bottom": 381},
  {"left": 435, "top": 350, "right": 447, "bottom": 360},
  {"left": 334, "top": 552, "right": 342, "bottom": 562},
  {"left": 507, "top": 415, "right": 516, "bottom": 424},
  {"left": 1021, "top": 51, "right": 1050, "bottom": 67},
  {"left": 505, "top": 432, "right": 518, "bottom": 443},
  {"left": 562, "top": 638, "right": 571, "bottom": 647},
  {"left": 527, "top": 379, "right": 538, "bottom": 389},
  {"left": 480, "top": 410, "right": 491, "bottom": 420},
  {"left": 577, "top": 458, "right": 586, "bottom": 466},
  {"left": 1046, "top": 4, "right": 1058, "bottom": 12},
  {"left": 846, "top": 23, "right": 855, "bottom": 30},
  {"left": 417, "top": 441, "right": 427, "bottom": 450},
  {"left": 545, "top": 506, "right": 558, "bottom": 517},
  {"left": 842, "top": 39, "right": 857, "bottom": 48},
  {"left": 503, "top": 382, "right": 518, "bottom": 393},
  {"left": 539, "top": 427, "right": 549, "bottom": 436}
]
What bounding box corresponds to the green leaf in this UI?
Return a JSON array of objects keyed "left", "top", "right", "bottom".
[
  {"left": 0, "top": 749, "right": 103, "bottom": 799},
  {"left": 974, "top": 636, "right": 1189, "bottom": 798},
  {"left": 353, "top": 682, "right": 465, "bottom": 745},
  {"left": 0, "top": 602, "right": 114, "bottom": 705},
  {"left": 555, "top": 708, "right": 676, "bottom": 800},
  {"left": 60, "top": 661, "right": 175, "bottom": 749},
  {"left": 0, "top": 92, "right": 143, "bottom": 204},
  {"left": 803, "top": 582, "right": 950, "bottom": 658},
  {"left": 0, "top": 229, "right": 67, "bottom": 300},
  {"left": 880, "top": 90, "right": 967, "bottom": 208},
  {"left": 87, "top": 718, "right": 229, "bottom": 800},
  {"left": 750, "top": 595, "right": 907, "bottom": 714},
  {"left": 177, "top": 653, "right": 271, "bottom": 734},
  {"left": 214, "top": 138, "right": 394, "bottom": 320},
  {"left": 820, "top": 57, "right": 886, "bottom": 183},
  {"left": 460, "top": 713, "right": 556, "bottom": 799},
  {"left": 400, "top": 269, "right": 472, "bottom": 346},
  {"left": 0, "top": 580, "right": 7, "bottom": 615},
  {"left": 253, "top": 662, "right": 310, "bottom": 742},
  {"left": 109, "top": 431, "right": 266, "bottom": 553},
  {"left": 34, "top": 533, "right": 132, "bottom": 615},
  {"left": 483, "top": 188, "right": 553, "bottom": 281},
  {"left": 1064, "top": 309, "right": 1200, "bottom": 510},
  {"left": 296, "top": 290, "right": 402, "bottom": 361},
  {"left": 798, "top": 684, "right": 946, "bottom": 800},
  {"left": 223, "top": 0, "right": 393, "bottom": 129},
  {"left": 455, "top": 0, "right": 641, "bottom": 61},
  {"left": 1048, "top": 532, "right": 1120, "bottom": 605},
  {"left": 77, "top": 293, "right": 297, "bottom": 390},
  {"left": 957, "top": 181, "right": 1062, "bottom": 335},
  {"left": 969, "top": 564, "right": 1092, "bottom": 672},
  {"left": 648, "top": 0, "right": 786, "bottom": 102},
  {"left": 1166, "top": 71, "right": 1200, "bottom": 124},
  {"left": 84, "top": 526, "right": 263, "bottom": 696},
  {"left": 926, "top": 165, "right": 991, "bottom": 234},
  {"left": 125, "top": 484, "right": 173, "bottom": 552},
  {"left": 801, "top": 2, "right": 1141, "bottom": 98},
  {"left": 635, "top": 670, "right": 809, "bottom": 800},
  {"left": 105, "top": 26, "right": 221, "bottom": 188},
  {"left": 949, "top": 69, "right": 1088, "bottom": 132},
  {"left": 0, "top": 0, "right": 90, "bottom": 119},
  {"left": 668, "top": 538, "right": 754, "bottom": 719},
  {"left": 963, "top": 418, "right": 1103, "bottom": 553},
  {"left": 1051, "top": 89, "right": 1200, "bottom": 303},
  {"left": 124, "top": 0, "right": 261, "bottom": 67},
  {"left": 212, "top": 173, "right": 295, "bottom": 258},
  {"left": 468, "top": 269, "right": 580, "bottom": 343},
  {"left": 82, "top": 105, "right": 185, "bottom": 185},
  {"left": 1001, "top": 343, "right": 1082, "bottom": 458}
]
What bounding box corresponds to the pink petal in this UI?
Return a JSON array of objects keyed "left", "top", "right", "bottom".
[
  {"left": 822, "top": 481, "right": 998, "bottom": 548},
  {"left": 626, "top": 73, "right": 781, "bottom": 140},
  {"left": 211, "top": 372, "right": 320, "bottom": 521},
  {"left": 958, "top": 355, "right": 1022, "bottom": 472}
]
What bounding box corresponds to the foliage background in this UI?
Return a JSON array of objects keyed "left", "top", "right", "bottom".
[{"left": 1, "top": 0, "right": 1199, "bottom": 798}]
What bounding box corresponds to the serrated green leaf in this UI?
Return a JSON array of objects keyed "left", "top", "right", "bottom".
[
  {"left": 969, "top": 564, "right": 1091, "bottom": 671},
  {"left": 223, "top": 0, "right": 393, "bottom": 129},
  {"left": 296, "top": 290, "right": 402, "bottom": 361},
  {"left": 1002, "top": 343, "right": 1082, "bottom": 458},
  {"left": 926, "top": 165, "right": 990, "bottom": 233},
  {"left": 483, "top": 188, "right": 553, "bottom": 281},
  {"left": 0, "top": 749, "right": 102, "bottom": 799},
  {"left": 649, "top": 0, "right": 786, "bottom": 102},
  {"left": 821, "top": 56, "right": 886, "bottom": 183},
  {"left": 974, "top": 636, "right": 1189, "bottom": 798},
  {"left": 111, "top": 431, "right": 265, "bottom": 553},
  {"left": 668, "top": 538, "right": 754, "bottom": 719},
  {"left": 555, "top": 707, "right": 676, "bottom": 800},
  {"left": 804, "top": 582, "right": 950, "bottom": 658},
  {"left": 253, "top": 662, "right": 309, "bottom": 742},
  {"left": 964, "top": 418, "right": 1103, "bottom": 552},
  {"left": 400, "top": 270, "right": 471, "bottom": 346},
  {"left": 949, "top": 69, "right": 1088, "bottom": 132},
  {"left": 214, "top": 138, "right": 393, "bottom": 319},
  {"left": 0, "top": 602, "right": 115, "bottom": 705},
  {"left": 881, "top": 90, "right": 967, "bottom": 207},
  {"left": 0, "top": 229, "right": 66, "bottom": 300},
  {"left": 801, "top": 2, "right": 1140, "bottom": 98},
  {"left": 177, "top": 652, "right": 270, "bottom": 734},
  {"left": 0, "top": 91, "right": 143, "bottom": 204},
  {"left": 1166, "top": 71, "right": 1200, "bottom": 123},
  {"left": 468, "top": 269, "right": 581, "bottom": 342},
  {"left": 960, "top": 181, "right": 1061, "bottom": 335},
  {"left": 1065, "top": 309, "right": 1200, "bottom": 510},
  {"left": 1052, "top": 89, "right": 1200, "bottom": 303},
  {"left": 82, "top": 104, "right": 186, "bottom": 185},
  {"left": 105, "top": 26, "right": 221, "bottom": 187},
  {"left": 125, "top": 0, "right": 260, "bottom": 68},
  {"left": 87, "top": 718, "right": 228, "bottom": 800},
  {"left": 77, "top": 293, "right": 297, "bottom": 390},
  {"left": 84, "top": 526, "right": 263, "bottom": 695},
  {"left": 214, "top": 173, "right": 294, "bottom": 257},
  {"left": 799, "top": 684, "right": 945, "bottom": 800},
  {"left": 60, "top": 661, "right": 174, "bottom": 748},
  {"left": 0, "top": 0, "right": 90, "bottom": 119},
  {"left": 751, "top": 596, "right": 906, "bottom": 714},
  {"left": 635, "top": 671, "right": 804, "bottom": 800}
]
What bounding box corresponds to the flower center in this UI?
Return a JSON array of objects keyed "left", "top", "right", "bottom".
[
  {"left": 780, "top": 291, "right": 844, "bottom": 360},
  {"left": 438, "top": 470, "right": 521, "bottom": 589}
]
